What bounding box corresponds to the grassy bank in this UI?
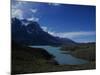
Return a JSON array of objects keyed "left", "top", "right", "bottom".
[
  {"left": 61, "top": 43, "right": 96, "bottom": 61},
  {"left": 60, "top": 42, "right": 96, "bottom": 70}
]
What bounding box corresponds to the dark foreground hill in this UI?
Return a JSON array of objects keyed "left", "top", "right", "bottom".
[{"left": 11, "top": 41, "right": 58, "bottom": 74}]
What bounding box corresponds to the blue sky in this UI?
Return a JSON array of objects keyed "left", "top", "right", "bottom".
[{"left": 12, "top": 0, "right": 96, "bottom": 43}]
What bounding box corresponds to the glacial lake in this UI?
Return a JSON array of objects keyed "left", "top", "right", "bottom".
[{"left": 31, "top": 46, "right": 88, "bottom": 65}]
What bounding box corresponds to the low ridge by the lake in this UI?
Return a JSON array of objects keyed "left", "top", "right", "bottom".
[{"left": 31, "top": 46, "right": 88, "bottom": 65}]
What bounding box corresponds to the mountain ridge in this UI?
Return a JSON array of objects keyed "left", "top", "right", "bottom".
[{"left": 12, "top": 18, "right": 76, "bottom": 46}]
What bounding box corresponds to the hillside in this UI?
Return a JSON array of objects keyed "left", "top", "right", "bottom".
[{"left": 12, "top": 18, "right": 76, "bottom": 46}]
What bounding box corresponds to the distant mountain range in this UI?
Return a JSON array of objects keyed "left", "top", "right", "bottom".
[{"left": 12, "top": 18, "right": 76, "bottom": 46}]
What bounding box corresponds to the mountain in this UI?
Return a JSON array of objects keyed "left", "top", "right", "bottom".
[{"left": 12, "top": 18, "right": 76, "bottom": 46}]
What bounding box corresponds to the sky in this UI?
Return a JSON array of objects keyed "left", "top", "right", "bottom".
[{"left": 12, "top": 0, "right": 96, "bottom": 43}]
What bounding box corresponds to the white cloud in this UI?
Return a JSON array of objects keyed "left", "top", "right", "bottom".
[
  {"left": 30, "top": 9, "right": 38, "bottom": 13},
  {"left": 52, "top": 3, "right": 61, "bottom": 6},
  {"left": 41, "top": 26, "right": 48, "bottom": 31},
  {"left": 48, "top": 3, "right": 61, "bottom": 6},
  {"left": 12, "top": 1, "right": 39, "bottom": 20},
  {"left": 54, "top": 31, "right": 95, "bottom": 38},
  {"left": 11, "top": 1, "right": 24, "bottom": 19},
  {"left": 41, "top": 27, "right": 96, "bottom": 39},
  {"left": 27, "top": 17, "right": 39, "bottom": 22},
  {"left": 12, "top": 9, "right": 23, "bottom": 19},
  {"left": 48, "top": 31, "right": 56, "bottom": 35},
  {"left": 41, "top": 26, "right": 56, "bottom": 35},
  {"left": 12, "top": 1, "right": 26, "bottom": 10}
]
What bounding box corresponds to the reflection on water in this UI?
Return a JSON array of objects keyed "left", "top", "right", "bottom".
[{"left": 31, "top": 46, "right": 88, "bottom": 65}]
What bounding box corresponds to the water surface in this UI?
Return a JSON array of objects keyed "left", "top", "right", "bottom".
[{"left": 31, "top": 46, "right": 88, "bottom": 65}]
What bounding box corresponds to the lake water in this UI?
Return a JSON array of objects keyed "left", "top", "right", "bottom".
[{"left": 31, "top": 46, "right": 88, "bottom": 65}]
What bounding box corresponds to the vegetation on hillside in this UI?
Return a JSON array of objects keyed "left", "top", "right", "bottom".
[
  {"left": 61, "top": 42, "right": 96, "bottom": 61},
  {"left": 60, "top": 42, "right": 96, "bottom": 71}
]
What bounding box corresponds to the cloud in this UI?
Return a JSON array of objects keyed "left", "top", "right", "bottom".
[
  {"left": 12, "top": 8, "right": 23, "bottom": 19},
  {"left": 30, "top": 9, "right": 38, "bottom": 13},
  {"left": 41, "top": 27, "right": 96, "bottom": 39},
  {"left": 12, "top": 1, "right": 26, "bottom": 9},
  {"left": 41, "top": 26, "right": 56, "bottom": 35},
  {"left": 12, "top": 1, "right": 39, "bottom": 20},
  {"left": 11, "top": 1, "right": 24, "bottom": 19},
  {"left": 47, "top": 31, "right": 56, "bottom": 36},
  {"left": 27, "top": 17, "right": 39, "bottom": 22},
  {"left": 48, "top": 3, "right": 61, "bottom": 6},
  {"left": 41, "top": 26, "right": 48, "bottom": 32},
  {"left": 48, "top": 31, "right": 96, "bottom": 39}
]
